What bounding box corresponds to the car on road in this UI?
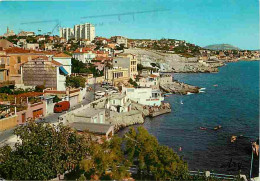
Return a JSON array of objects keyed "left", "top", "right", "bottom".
[
  {"left": 54, "top": 101, "right": 70, "bottom": 113},
  {"left": 95, "top": 91, "right": 105, "bottom": 96}
]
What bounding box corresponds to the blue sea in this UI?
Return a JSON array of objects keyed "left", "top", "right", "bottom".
[{"left": 119, "top": 61, "right": 259, "bottom": 176}]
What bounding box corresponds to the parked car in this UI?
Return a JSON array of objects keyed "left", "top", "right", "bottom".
[
  {"left": 54, "top": 101, "right": 70, "bottom": 113},
  {"left": 95, "top": 91, "right": 105, "bottom": 96}
]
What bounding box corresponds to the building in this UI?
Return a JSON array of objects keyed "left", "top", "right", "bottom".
[
  {"left": 59, "top": 23, "right": 95, "bottom": 41},
  {"left": 59, "top": 27, "right": 74, "bottom": 41},
  {"left": 73, "top": 107, "right": 105, "bottom": 123},
  {"left": 111, "top": 36, "right": 128, "bottom": 47},
  {"left": 17, "top": 31, "right": 35, "bottom": 37},
  {"left": 0, "top": 39, "right": 13, "bottom": 49},
  {"left": 53, "top": 52, "right": 72, "bottom": 75},
  {"left": 137, "top": 74, "right": 159, "bottom": 89},
  {"left": 113, "top": 53, "right": 138, "bottom": 79},
  {"left": 0, "top": 55, "right": 12, "bottom": 85},
  {"left": 106, "top": 93, "right": 131, "bottom": 113},
  {"left": 73, "top": 47, "right": 96, "bottom": 63},
  {"left": 122, "top": 87, "right": 164, "bottom": 106},
  {"left": 23, "top": 43, "right": 40, "bottom": 50},
  {"left": 21, "top": 56, "right": 69, "bottom": 91},
  {"left": 3, "top": 47, "right": 53, "bottom": 84},
  {"left": 105, "top": 67, "right": 129, "bottom": 85},
  {"left": 70, "top": 122, "right": 114, "bottom": 141},
  {"left": 3, "top": 27, "right": 15, "bottom": 37}
]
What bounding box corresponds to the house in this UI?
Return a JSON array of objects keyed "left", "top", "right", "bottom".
[
  {"left": 53, "top": 52, "right": 72, "bottom": 75},
  {"left": 111, "top": 36, "right": 128, "bottom": 47},
  {"left": 73, "top": 108, "right": 106, "bottom": 124},
  {"left": 17, "top": 39, "right": 27, "bottom": 47},
  {"left": 0, "top": 55, "right": 10, "bottom": 83},
  {"left": 0, "top": 39, "right": 13, "bottom": 49},
  {"left": 113, "top": 53, "right": 138, "bottom": 79},
  {"left": 44, "top": 43, "right": 54, "bottom": 51},
  {"left": 122, "top": 87, "right": 164, "bottom": 106},
  {"left": 137, "top": 74, "right": 159, "bottom": 89},
  {"left": 70, "top": 122, "right": 114, "bottom": 141},
  {"left": 44, "top": 88, "right": 86, "bottom": 107},
  {"left": 17, "top": 31, "right": 35, "bottom": 37},
  {"left": 105, "top": 67, "right": 129, "bottom": 85},
  {"left": 4, "top": 47, "right": 54, "bottom": 84},
  {"left": 73, "top": 47, "right": 96, "bottom": 63},
  {"left": 106, "top": 93, "right": 131, "bottom": 113},
  {"left": 23, "top": 43, "right": 40, "bottom": 50},
  {"left": 21, "top": 56, "right": 68, "bottom": 91}
]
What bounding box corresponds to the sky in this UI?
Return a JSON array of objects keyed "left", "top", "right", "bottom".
[{"left": 0, "top": 0, "right": 259, "bottom": 50}]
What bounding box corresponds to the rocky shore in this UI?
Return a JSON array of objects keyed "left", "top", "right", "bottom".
[
  {"left": 107, "top": 102, "right": 171, "bottom": 131},
  {"left": 160, "top": 80, "right": 200, "bottom": 95}
]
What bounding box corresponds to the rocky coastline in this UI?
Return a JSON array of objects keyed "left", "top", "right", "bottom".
[{"left": 160, "top": 80, "right": 200, "bottom": 95}]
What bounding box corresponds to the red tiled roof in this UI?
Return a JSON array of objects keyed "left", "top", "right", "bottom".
[
  {"left": 32, "top": 56, "right": 49, "bottom": 61},
  {"left": 149, "top": 74, "right": 158, "bottom": 78},
  {"left": 74, "top": 47, "right": 95, "bottom": 53},
  {"left": 53, "top": 52, "right": 71, "bottom": 58}
]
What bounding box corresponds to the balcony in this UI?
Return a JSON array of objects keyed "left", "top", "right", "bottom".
[{"left": 0, "top": 64, "right": 5, "bottom": 69}]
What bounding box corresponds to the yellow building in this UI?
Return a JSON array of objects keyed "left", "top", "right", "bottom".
[
  {"left": 106, "top": 68, "right": 129, "bottom": 85},
  {"left": 113, "top": 53, "right": 138, "bottom": 79}
]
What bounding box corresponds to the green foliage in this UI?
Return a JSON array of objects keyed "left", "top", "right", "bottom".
[
  {"left": 80, "top": 136, "right": 130, "bottom": 180},
  {"left": 128, "top": 78, "right": 138, "bottom": 88},
  {"left": 137, "top": 63, "right": 144, "bottom": 71},
  {"left": 72, "top": 58, "right": 103, "bottom": 77},
  {"left": 35, "top": 85, "right": 45, "bottom": 92},
  {"left": 53, "top": 95, "right": 61, "bottom": 103},
  {"left": 66, "top": 76, "right": 86, "bottom": 88},
  {"left": 125, "top": 127, "right": 188, "bottom": 180},
  {"left": 0, "top": 121, "right": 89, "bottom": 180}
]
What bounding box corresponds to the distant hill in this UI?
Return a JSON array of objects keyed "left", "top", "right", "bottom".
[{"left": 204, "top": 44, "right": 241, "bottom": 50}]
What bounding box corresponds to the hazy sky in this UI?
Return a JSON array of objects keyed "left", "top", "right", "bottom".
[{"left": 0, "top": 0, "right": 259, "bottom": 49}]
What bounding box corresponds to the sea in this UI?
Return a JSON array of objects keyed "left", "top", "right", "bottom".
[{"left": 118, "top": 61, "right": 259, "bottom": 176}]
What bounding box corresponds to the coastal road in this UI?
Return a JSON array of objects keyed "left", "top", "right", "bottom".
[{"left": 0, "top": 84, "right": 105, "bottom": 143}]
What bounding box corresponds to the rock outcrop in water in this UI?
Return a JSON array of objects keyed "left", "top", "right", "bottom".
[{"left": 160, "top": 80, "right": 200, "bottom": 95}]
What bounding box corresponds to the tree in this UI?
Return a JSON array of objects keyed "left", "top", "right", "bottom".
[
  {"left": 124, "top": 127, "right": 188, "bottom": 180},
  {"left": 35, "top": 85, "right": 45, "bottom": 92},
  {"left": 80, "top": 136, "right": 130, "bottom": 180},
  {"left": 66, "top": 76, "right": 86, "bottom": 88},
  {"left": 128, "top": 78, "right": 138, "bottom": 88},
  {"left": 0, "top": 121, "right": 89, "bottom": 180},
  {"left": 53, "top": 95, "right": 62, "bottom": 103}
]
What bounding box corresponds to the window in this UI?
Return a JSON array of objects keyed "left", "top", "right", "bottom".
[
  {"left": 1, "top": 58, "right": 4, "bottom": 64},
  {"left": 17, "top": 57, "right": 21, "bottom": 63},
  {"left": 7, "top": 58, "right": 9, "bottom": 66},
  {"left": 18, "top": 69, "right": 21, "bottom": 74}
]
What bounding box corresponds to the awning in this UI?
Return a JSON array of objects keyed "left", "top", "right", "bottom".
[{"left": 59, "top": 66, "right": 69, "bottom": 75}]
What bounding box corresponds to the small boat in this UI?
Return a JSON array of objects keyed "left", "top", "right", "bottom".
[
  {"left": 214, "top": 125, "right": 222, "bottom": 130},
  {"left": 200, "top": 127, "right": 207, "bottom": 130},
  {"left": 231, "top": 135, "right": 237, "bottom": 143},
  {"left": 213, "top": 84, "right": 218, "bottom": 87},
  {"left": 180, "top": 100, "right": 183, "bottom": 104}
]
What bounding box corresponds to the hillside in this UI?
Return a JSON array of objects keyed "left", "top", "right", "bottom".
[{"left": 204, "top": 44, "right": 241, "bottom": 50}]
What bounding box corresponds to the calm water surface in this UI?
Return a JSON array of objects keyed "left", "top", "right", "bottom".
[{"left": 118, "top": 61, "right": 259, "bottom": 176}]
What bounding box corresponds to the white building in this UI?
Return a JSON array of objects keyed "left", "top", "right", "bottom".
[
  {"left": 23, "top": 43, "right": 39, "bottom": 50},
  {"left": 59, "top": 23, "right": 95, "bottom": 41},
  {"left": 137, "top": 74, "right": 159, "bottom": 89},
  {"left": 59, "top": 27, "right": 74, "bottom": 41},
  {"left": 122, "top": 87, "right": 164, "bottom": 106},
  {"left": 72, "top": 48, "right": 96, "bottom": 63},
  {"left": 53, "top": 53, "right": 72, "bottom": 75},
  {"left": 106, "top": 93, "right": 131, "bottom": 113}
]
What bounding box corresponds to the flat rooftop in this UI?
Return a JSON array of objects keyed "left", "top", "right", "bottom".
[
  {"left": 74, "top": 108, "right": 105, "bottom": 118},
  {"left": 70, "top": 122, "right": 114, "bottom": 135}
]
